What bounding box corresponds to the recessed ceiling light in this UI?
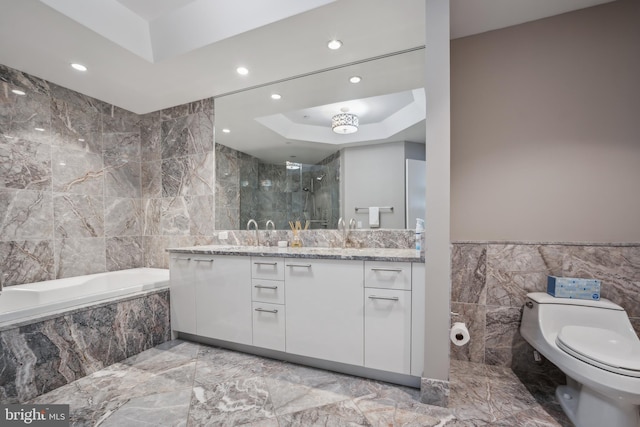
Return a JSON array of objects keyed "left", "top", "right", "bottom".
[
  {"left": 71, "top": 63, "right": 87, "bottom": 72},
  {"left": 34, "top": 127, "right": 45, "bottom": 132},
  {"left": 78, "top": 138, "right": 85, "bottom": 142},
  {"left": 349, "top": 76, "right": 362, "bottom": 84},
  {"left": 271, "top": 93, "right": 282, "bottom": 100},
  {"left": 222, "top": 128, "right": 231, "bottom": 133},
  {"left": 236, "top": 66, "right": 249, "bottom": 75},
  {"left": 327, "top": 40, "right": 342, "bottom": 50},
  {"left": 11, "top": 89, "right": 26, "bottom": 95}
]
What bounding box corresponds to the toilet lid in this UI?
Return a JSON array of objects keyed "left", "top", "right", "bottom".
[{"left": 556, "top": 326, "right": 640, "bottom": 377}]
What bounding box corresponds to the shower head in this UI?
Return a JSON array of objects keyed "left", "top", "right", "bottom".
[{"left": 316, "top": 174, "right": 325, "bottom": 181}]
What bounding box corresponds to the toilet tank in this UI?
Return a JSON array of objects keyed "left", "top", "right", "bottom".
[{"left": 521, "top": 292, "right": 635, "bottom": 342}]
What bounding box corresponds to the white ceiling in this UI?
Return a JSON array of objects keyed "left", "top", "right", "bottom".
[{"left": 0, "top": 0, "right": 614, "bottom": 115}]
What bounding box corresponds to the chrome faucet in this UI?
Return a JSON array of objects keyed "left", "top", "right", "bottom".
[
  {"left": 338, "top": 217, "right": 347, "bottom": 248},
  {"left": 265, "top": 220, "right": 275, "bottom": 231},
  {"left": 247, "top": 219, "right": 259, "bottom": 246}
]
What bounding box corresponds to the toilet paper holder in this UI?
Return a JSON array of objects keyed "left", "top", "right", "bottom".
[{"left": 450, "top": 321, "right": 470, "bottom": 346}]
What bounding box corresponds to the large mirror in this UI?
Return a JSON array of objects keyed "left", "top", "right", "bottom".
[{"left": 214, "top": 47, "right": 425, "bottom": 230}]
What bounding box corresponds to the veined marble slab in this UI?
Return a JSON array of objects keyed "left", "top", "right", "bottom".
[{"left": 166, "top": 245, "right": 424, "bottom": 263}]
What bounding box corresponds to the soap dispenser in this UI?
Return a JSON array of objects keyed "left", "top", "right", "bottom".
[{"left": 415, "top": 218, "right": 425, "bottom": 253}]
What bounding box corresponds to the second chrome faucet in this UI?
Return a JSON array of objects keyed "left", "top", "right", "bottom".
[{"left": 247, "top": 219, "right": 259, "bottom": 246}]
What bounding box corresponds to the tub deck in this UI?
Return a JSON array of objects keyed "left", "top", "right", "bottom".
[{"left": 0, "top": 268, "right": 169, "bottom": 327}]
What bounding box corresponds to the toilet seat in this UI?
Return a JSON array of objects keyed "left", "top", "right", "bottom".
[{"left": 556, "top": 326, "right": 640, "bottom": 378}]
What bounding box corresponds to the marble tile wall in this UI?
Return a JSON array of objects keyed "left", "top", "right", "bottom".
[
  {"left": 0, "top": 290, "right": 170, "bottom": 403},
  {"left": 140, "top": 99, "right": 216, "bottom": 268},
  {"left": 450, "top": 241, "right": 640, "bottom": 385},
  {"left": 1, "top": 64, "right": 144, "bottom": 287}
]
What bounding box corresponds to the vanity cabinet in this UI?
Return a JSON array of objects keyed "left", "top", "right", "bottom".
[
  {"left": 285, "top": 259, "right": 364, "bottom": 366},
  {"left": 194, "top": 255, "right": 252, "bottom": 345},
  {"left": 168, "top": 247, "right": 425, "bottom": 386}
]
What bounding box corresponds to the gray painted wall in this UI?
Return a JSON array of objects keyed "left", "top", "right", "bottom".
[{"left": 451, "top": 0, "right": 640, "bottom": 242}]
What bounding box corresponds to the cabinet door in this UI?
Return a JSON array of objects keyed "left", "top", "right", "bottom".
[
  {"left": 285, "top": 259, "right": 364, "bottom": 366},
  {"left": 169, "top": 255, "right": 197, "bottom": 334},
  {"left": 364, "top": 288, "right": 412, "bottom": 374},
  {"left": 195, "top": 255, "right": 252, "bottom": 345}
]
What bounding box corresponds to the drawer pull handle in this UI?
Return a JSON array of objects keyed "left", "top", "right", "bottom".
[
  {"left": 368, "top": 295, "right": 400, "bottom": 301},
  {"left": 194, "top": 259, "right": 214, "bottom": 262},
  {"left": 254, "top": 285, "right": 278, "bottom": 290},
  {"left": 371, "top": 268, "right": 403, "bottom": 272},
  {"left": 287, "top": 264, "right": 312, "bottom": 268},
  {"left": 175, "top": 257, "right": 191, "bottom": 261},
  {"left": 254, "top": 262, "right": 278, "bottom": 266},
  {"left": 255, "top": 308, "right": 278, "bottom": 314}
]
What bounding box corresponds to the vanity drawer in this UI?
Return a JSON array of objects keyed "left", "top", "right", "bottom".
[
  {"left": 364, "top": 261, "right": 411, "bottom": 290},
  {"left": 251, "top": 257, "right": 285, "bottom": 280},
  {"left": 252, "top": 302, "right": 285, "bottom": 352},
  {"left": 252, "top": 279, "right": 285, "bottom": 304}
]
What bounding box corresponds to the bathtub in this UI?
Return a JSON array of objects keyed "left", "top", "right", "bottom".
[{"left": 0, "top": 268, "right": 170, "bottom": 327}]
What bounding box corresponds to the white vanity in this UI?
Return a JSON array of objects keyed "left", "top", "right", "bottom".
[{"left": 167, "top": 245, "right": 425, "bottom": 387}]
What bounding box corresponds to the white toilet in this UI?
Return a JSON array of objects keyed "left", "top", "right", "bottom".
[{"left": 520, "top": 292, "right": 640, "bottom": 427}]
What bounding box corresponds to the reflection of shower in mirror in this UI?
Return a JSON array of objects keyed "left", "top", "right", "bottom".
[{"left": 235, "top": 152, "right": 340, "bottom": 230}]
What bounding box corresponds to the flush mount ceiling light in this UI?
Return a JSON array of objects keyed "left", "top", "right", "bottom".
[
  {"left": 286, "top": 161, "right": 301, "bottom": 170},
  {"left": 236, "top": 66, "right": 249, "bottom": 75},
  {"left": 327, "top": 39, "right": 342, "bottom": 50},
  {"left": 349, "top": 76, "right": 361, "bottom": 83},
  {"left": 222, "top": 128, "right": 231, "bottom": 133},
  {"left": 331, "top": 113, "right": 358, "bottom": 134},
  {"left": 271, "top": 93, "right": 282, "bottom": 100},
  {"left": 70, "top": 63, "right": 87, "bottom": 71}
]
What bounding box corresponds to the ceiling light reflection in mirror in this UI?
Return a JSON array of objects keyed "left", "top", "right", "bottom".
[{"left": 214, "top": 47, "right": 425, "bottom": 166}]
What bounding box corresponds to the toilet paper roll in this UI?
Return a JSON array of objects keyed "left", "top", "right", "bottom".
[{"left": 450, "top": 322, "right": 470, "bottom": 346}]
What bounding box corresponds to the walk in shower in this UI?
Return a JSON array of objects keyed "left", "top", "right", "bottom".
[{"left": 238, "top": 155, "right": 340, "bottom": 230}]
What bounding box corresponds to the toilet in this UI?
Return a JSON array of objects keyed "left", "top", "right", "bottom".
[{"left": 520, "top": 292, "right": 640, "bottom": 427}]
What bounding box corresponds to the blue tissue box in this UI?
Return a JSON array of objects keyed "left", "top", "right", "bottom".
[{"left": 547, "top": 276, "right": 600, "bottom": 300}]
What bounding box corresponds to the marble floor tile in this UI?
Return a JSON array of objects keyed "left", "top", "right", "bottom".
[
  {"left": 278, "top": 399, "right": 370, "bottom": 426},
  {"left": 264, "top": 377, "right": 349, "bottom": 417},
  {"left": 194, "top": 346, "right": 273, "bottom": 388},
  {"left": 99, "top": 388, "right": 191, "bottom": 427},
  {"left": 188, "top": 377, "right": 275, "bottom": 426},
  {"left": 28, "top": 340, "right": 571, "bottom": 427}
]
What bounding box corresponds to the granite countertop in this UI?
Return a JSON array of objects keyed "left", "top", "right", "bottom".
[{"left": 166, "top": 245, "right": 424, "bottom": 263}]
